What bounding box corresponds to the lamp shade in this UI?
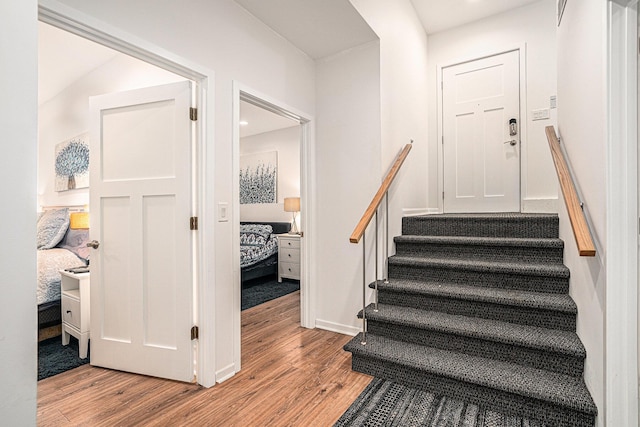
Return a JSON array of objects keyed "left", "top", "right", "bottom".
[
  {"left": 70, "top": 212, "right": 90, "bottom": 229},
  {"left": 283, "top": 197, "right": 300, "bottom": 212}
]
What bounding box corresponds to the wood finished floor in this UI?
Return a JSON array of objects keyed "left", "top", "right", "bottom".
[{"left": 37, "top": 291, "right": 371, "bottom": 426}]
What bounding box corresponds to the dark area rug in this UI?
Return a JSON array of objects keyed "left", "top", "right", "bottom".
[
  {"left": 38, "top": 335, "right": 89, "bottom": 381},
  {"left": 335, "top": 378, "right": 546, "bottom": 427},
  {"left": 242, "top": 275, "right": 300, "bottom": 310}
]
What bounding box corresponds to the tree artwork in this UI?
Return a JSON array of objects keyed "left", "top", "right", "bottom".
[{"left": 55, "top": 134, "right": 90, "bottom": 191}]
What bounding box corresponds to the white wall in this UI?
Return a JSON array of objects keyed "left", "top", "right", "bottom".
[
  {"left": 0, "top": 0, "right": 38, "bottom": 424},
  {"left": 315, "top": 41, "right": 381, "bottom": 333},
  {"left": 556, "top": 0, "right": 607, "bottom": 424},
  {"left": 350, "top": 0, "right": 430, "bottom": 229},
  {"left": 239, "top": 126, "right": 300, "bottom": 223},
  {"left": 55, "top": 0, "right": 317, "bottom": 381},
  {"left": 427, "top": 0, "right": 558, "bottom": 212},
  {"left": 38, "top": 53, "right": 184, "bottom": 208}
]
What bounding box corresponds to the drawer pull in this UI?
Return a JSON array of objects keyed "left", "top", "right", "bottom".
[
  {"left": 288, "top": 268, "right": 292, "bottom": 272},
  {"left": 288, "top": 254, "right": 291, "bottom": 257},
  {"left": 66, "top": 310, "right": 72, "bottom": 314}
]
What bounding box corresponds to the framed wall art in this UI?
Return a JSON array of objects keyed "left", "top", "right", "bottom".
[
  {"left": 240, "top": 151, "right": 277, "bottom": 204},
  {"left": 55, "top": 133, "right": 90, "bottom": 191}
]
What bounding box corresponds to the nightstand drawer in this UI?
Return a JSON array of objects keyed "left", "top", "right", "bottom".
[
  {"left": 280, "top": 247, "right": 300, "bottom": 263},
  {"left": 279, "top": 237, "right": 300, "bottom": 249},
  {"left": 279, "top": 262, "right": 300, "bottom": 279},
  {"left": 62, "top": 295, "right": 81, "bottom": 329}
]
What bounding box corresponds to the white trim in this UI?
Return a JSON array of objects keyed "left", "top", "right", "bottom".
[
  {"left": 436, "top": 43, "right": 528, "bottom": 214},
  {"left": 606, "top": 1, "right": 639, "bottom": 426},
  {"left": 521, "top": 198, "right": 558, "bottom": 213},
  {"left": 315, "top": 319, "right": 360, "bottom": 337},
  {"left": 231, "top": 82, "right": 315, "bottom": 373},
  {"left": 38, "top": 0, "right": 217, "bottom": 388},
  {"left": 402, "top": 208, "right": 434, "bottom": 216},
  {"left": 215, "top": 364, "right": 236, "bottom": 384}
]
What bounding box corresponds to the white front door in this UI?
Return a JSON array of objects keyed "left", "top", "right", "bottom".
[
  {"left": 89, "top": 81, "right": 195, "bottom": 382},
  {"left": 442, "top": 50, "right": 521, "bottom": 213}
]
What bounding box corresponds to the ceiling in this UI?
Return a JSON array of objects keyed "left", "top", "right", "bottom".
[
  {"left": 234, "top": 0, "right": 378, "bottom": 59},
  {"left": 240, "top": 100, "right": 299, "bottom": 138},
  {"left": 233, "top": 0, "right": 544, "bottom": 60},
  {"left": 38, "top": 22, "right": 118, "bottom": 105},
  {"left": 410, "top": 0, "right": 542, "bottom": 34}
]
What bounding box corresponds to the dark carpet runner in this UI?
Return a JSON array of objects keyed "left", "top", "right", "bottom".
[
  {"left": 335, "top": 378, "right": 547, "bottom": 427},
  {"left": 342, "top": 213, "right": 597, "bottom": 426}
]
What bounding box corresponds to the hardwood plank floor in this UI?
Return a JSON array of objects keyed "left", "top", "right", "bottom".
[{"left": 37, "top": 291, "right": 371, "bottom": 426}]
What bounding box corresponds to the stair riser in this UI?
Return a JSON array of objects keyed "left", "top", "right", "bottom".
[
  {"left": 389, "top": 264, "right": 569, "bottom": 294},
  {"left": 402, "top": 217, "right": 559, "bottom": 239},
  {"left": 351, "top": 355, "right": 594, "bottom": 427},
  {"left": 394, "top": 242, "right": 564, "bottom": 264},
  {"left": 366, "top": 321, "right": 584, "bottom": 377},
  {"left": 377, "top": 291, "right": 576, "bottom": 331}
]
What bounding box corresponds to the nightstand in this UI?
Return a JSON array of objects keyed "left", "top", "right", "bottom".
[
  {"left": 278, "top": 233, "right": 301, "bottom": 282},
  {"left": 60, "top": 270, "right": 91, "bottom": 359}
]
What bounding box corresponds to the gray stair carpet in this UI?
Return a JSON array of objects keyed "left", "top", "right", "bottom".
[{"left": 342, "top": 213, "right": 597, "bottom": 427}]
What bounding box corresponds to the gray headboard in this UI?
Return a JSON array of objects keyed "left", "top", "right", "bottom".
[{"left": 240, "top": 221, "right": 291, "bottom": 234}]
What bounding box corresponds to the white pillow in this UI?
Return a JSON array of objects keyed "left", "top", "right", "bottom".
[{"left": 37, "top": 208, "right": 69, "bottom": 249}]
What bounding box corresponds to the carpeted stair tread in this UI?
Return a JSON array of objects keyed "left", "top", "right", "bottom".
[
  {"left": 372, "top": 280, "right": 577, "bottom": 313},
  {"left": 389, "top": 255, "right": 570, "bottom": 278},
  {"left": 344, "top": 333, "right": 597, "bottom": 415},
  {"left": 395, "top": 235, "right": 564, "bottom": 249},
  {"left": 361, "top": 304, "right": 585, "bottom": 357},
  {"left": 402, "top": 213, "right": 559, "bottom": 238}
]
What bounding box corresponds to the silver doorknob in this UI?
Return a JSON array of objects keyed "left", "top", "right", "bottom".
[
  {"left": 86, "top": 240, "right": 100, "bottom": 249},
  {"left": 504, "top": 140, "right": 517, "bottom": 146}
]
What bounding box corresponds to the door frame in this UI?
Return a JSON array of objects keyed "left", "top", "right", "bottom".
[
  {"left": 231, "top": 82, "right": 315, "bottom": 372},
  {"left": 39, "top": 0, "right": 217, "bottom": 387},
  {"left": 606, "top": 0, "right": 638, "bottom": 425},
  {"left": 436, "top": 44, "right": 528, "bottom": 213}
]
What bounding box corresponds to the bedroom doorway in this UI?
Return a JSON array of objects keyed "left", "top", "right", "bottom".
[
  {"left": 233, "top": 88, "right": 312, "bottom": 371},
  {"left": 37, "top": 7, "right": 214, "bottom": 386}
]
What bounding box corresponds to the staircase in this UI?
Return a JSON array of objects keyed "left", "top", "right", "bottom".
[{"left": 343, "top": 213, "right": 597, "bottom": 427}]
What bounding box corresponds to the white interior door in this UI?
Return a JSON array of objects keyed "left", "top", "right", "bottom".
[
  {"left": 442, "top": 50, "right": 521, "bottom": 213},
  {"left": 89, "top": 81, "right": 194, "bottom": 382}
]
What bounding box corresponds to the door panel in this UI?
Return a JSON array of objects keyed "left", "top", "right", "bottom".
[
  {"left": 89, "top": 81, "right": 194, "bottom": 382},
  {"left": 443, "top": 50, "right": 520, "bottom": 213}
]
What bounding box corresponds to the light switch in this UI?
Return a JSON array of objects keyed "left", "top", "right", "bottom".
[
  {"left": 550, "top": 95, "right": 557, "bottom": 109},
  {"left": 532, "top": 108, "right": 550, "bottom": 121},
  {"left": 218, "top": 202, "right": 229, "bottom": 222}
]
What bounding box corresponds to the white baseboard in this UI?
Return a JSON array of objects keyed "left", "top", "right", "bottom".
[
  {"left": 215, "top": 364, "right": 236, "bottom": 384},
  {"left": 522, "top": 198, "right": 558, "bottom": 213},
  {"left": 315, "top": 319, "right": 360, "bottom": 336},
  {"left": 402, "top": 208, "right": 438, "bottom": 217}
]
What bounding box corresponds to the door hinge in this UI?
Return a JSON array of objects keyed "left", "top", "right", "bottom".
[
  {"left": 442, "top": 191, "right": 445, "bottom": 200},
  {"left": 190, "top": 107, "right": 198, "bottom": 121},
  {"left": 191, "top": 325, "right": 199, "bottom": 340},
  {"left": 190, "top": 216, "right": 198, "bottom": 230}
]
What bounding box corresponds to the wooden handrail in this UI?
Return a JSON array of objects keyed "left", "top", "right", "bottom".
[
  {"left": 349, "top": 143, "right": 412, "bottom": 244},
  {"left": 545, "top": 126, "right": 596, "bottom": 256}
]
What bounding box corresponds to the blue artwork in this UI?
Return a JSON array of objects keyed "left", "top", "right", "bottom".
[
  {"left": 240, "top": 151, "right": 277, "bottom": 204},
  {"left": 55, "top": 133, "right": 90, "bottom": 191}
]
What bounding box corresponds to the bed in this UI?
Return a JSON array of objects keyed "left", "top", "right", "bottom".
[
  {"left": 37, "top": 208, "right": 90, "bottom": 330},
  {"left": 240, "top": 221, "right": 291, "bottom": 283}
]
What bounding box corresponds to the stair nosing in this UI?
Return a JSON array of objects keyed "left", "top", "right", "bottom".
[
  {"left": 345, "top": 333, "right": 596, "bottom": 415},
  {"left": 361, "top": 304, "right": 585, "bottom": 357},
  {"left": 394, "top": 235, "right": 564, "bottom": 249},
  {"left": 373, "top": 280, "right": 577, "bottom": 313}
]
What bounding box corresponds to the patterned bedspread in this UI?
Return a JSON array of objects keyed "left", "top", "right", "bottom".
[
  {"left": 240, "top": 224, "right": 278, "bottom": 268},
  {"left": 37, "top": 248, "right": 86, "bottom": 305}
]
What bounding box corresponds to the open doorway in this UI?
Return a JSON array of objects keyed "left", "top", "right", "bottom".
[
  {"left": 232, "top": 88, "right": 313, "bottom": 371},
  {"left": 36, "top": 19, "right": 205, "bottom": 384},
  {"left": 238, "top": 100, "right": 301, "bottom": 314}
]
